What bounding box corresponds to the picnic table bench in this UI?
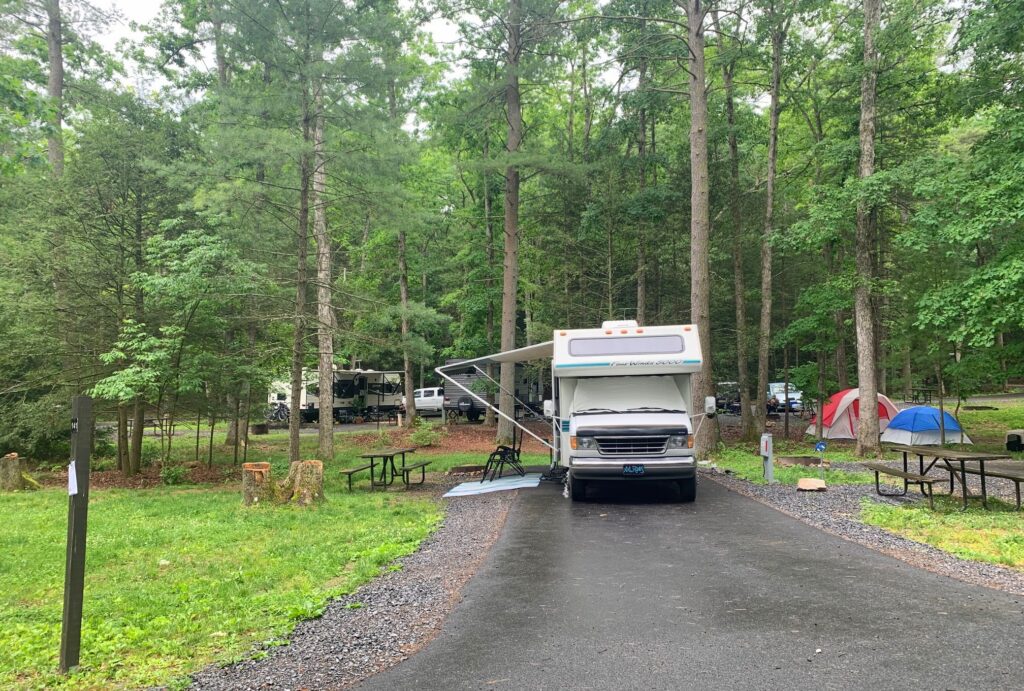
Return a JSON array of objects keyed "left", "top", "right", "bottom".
[
  {"left": 882, "top": 444, "right": 1017, "bottom": 510},
  {"left": 862, "top": 462, "right": 935, "bottom": 509},
  {"left": 342, "top": 447, "right": 428, "bottom": 490}
]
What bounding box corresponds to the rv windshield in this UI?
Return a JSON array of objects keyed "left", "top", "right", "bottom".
[{"left": 571, "top": 375, "right": 686, "bottom": 415}]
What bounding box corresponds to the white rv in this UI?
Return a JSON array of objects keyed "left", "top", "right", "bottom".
[{"left": 437, "top": 321, "right": 713, "bottom": 502}]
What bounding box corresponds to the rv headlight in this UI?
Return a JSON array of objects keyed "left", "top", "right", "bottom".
[
  {"left": 572, "top": 436, "right": 596, "bottom": 450},
  {"left": 667, "top": 435, "right": 687, "bottom": 449}
]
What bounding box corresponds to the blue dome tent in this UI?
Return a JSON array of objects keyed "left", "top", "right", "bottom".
[{"left": 880, "top": 406, "right": 972, "bottom": 445}]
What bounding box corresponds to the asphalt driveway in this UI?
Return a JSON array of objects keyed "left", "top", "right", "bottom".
[{"left": 357, "top": 478, "right": 1024, "bottom": 690}]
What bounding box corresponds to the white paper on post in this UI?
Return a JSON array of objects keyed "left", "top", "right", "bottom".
[{"left": 68, "top": 461, "right": 78, "bottom": 496}]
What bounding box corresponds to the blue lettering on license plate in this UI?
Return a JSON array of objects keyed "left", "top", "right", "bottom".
[{"left": 623, "top": 464, "right": 645, "bottom": 476}]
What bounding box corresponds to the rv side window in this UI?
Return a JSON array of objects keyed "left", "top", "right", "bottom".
[{"left": 568, "top": 335, "right": 685, "bottom": 357}]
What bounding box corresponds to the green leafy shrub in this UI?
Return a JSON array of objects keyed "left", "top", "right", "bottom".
[
  {"left": 409, "top": 417, "right": 442, "bottom": 447},
  {"left": 160, "top": 463, "right": 188, "bottom": 485}
]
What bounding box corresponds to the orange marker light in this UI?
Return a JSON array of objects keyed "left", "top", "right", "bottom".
[
  {"left": 637, "top": 328, "right": 644, "bottom": 333},
  {"left": 570, "top": 436, "right": 578, "bottom": 450},
  {"left": 687, "top": 436, "right": 694, "bottom": 449},
  {"left": 604, "top": 330, "right": 612, "bottom": 335},
  {"left": 559, "top": 331, "right": 567, "bottom": 336},
  {"left": 620, "top": 329, "right": 628, "bottom": 334}
]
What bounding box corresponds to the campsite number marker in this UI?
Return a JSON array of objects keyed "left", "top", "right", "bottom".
[{"left": 60, "top": 396, "right": 92, "bottom": 674}]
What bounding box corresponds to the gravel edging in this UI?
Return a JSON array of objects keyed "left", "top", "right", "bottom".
[
  {"left": 188, "top": 484, "right": 515, "bottom": 691},
  {"left": 703, "top": 468, "right": 1024, "bottom": 596}
]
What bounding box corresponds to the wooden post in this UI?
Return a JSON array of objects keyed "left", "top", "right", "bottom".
[{"left": 60, "top": 395, "right": 92, "bottom": 673}]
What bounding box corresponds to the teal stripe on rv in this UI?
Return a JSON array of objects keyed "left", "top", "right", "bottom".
[{"left": 554, "top": 362, "right": 611, "bottom": 368}]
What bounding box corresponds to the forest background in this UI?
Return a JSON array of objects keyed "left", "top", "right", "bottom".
[{"left": 1, "top": 0, "right": 1022, "bottom": 468}]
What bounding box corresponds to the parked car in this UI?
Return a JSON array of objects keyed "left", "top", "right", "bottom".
[
  {"left": 402, "top": 387, "right": 444, "bottom": 416},
  {"left": 767, "top": 382, "right": 803, "bottom": 412}
]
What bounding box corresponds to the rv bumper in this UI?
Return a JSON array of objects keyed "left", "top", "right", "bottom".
[{"left": 569, "top": 457, "right": 696, "bottom": 481}]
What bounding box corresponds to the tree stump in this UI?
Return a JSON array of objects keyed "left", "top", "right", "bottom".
[
  {"left": 1, "top": 453, "right": 24, "bottom": 491},
  {"left": 241, "top": 462, "right": 277, "bottom": 506},
  {"left": 278, "top": 460, "right": 325, "bottom": 506}
]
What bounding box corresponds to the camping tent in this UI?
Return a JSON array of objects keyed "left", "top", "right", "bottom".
[
  {"left": 880, "top": 406, "right": 972, "bottom": 445},
  {"left": 807, "top": 388, "right": 899, "bottom": 439}
]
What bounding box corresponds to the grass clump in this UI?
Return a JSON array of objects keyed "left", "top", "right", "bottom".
[{"left": 861, "top": 495, "right": 1024, "bottom": 568}]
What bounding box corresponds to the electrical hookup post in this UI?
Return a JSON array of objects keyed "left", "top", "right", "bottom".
[
  {"left": 760, "top": 433, "right": 774, "bottom": 484},
  {"left": 60, "top": 395, "right": 92, "bottom": 674}
]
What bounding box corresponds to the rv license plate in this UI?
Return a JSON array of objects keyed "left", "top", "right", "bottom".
[{"left": 623, "top": 464, "right": 645, "bottom": 476}]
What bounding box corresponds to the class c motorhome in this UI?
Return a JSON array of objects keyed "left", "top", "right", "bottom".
[{"left": 436, "top": 321, "right": 714, "bottom": 502}]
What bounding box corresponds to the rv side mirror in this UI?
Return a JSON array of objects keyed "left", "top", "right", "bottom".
[
  {"left": 704, "top": 396, "right": 717, "bottom": 418},
  {"left": 543, "top": 399, "right": 554, "bottom": 418}
]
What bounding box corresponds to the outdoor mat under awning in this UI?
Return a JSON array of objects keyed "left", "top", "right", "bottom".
[{"left": 442, "top": 473, "right": 543, "bottom": 498}]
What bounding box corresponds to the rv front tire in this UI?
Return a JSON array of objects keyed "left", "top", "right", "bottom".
[
  {"left": 569, "top": 474, "right": 587, "bottom": 501},
  {"left": 678, "top": 477, "right": 696, "bottom": 503}
]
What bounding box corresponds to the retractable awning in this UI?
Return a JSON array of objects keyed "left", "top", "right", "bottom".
[
  {"left": 438, "top": 341, "right": 554, "bottom": 372},
  {"left": 435, "top": 341, "right": 555, "bottom": 450}
]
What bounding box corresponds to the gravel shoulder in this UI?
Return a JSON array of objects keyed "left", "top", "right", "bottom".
[
  {"left": 704, "top": 466, "right": 1024, "bottom": 595},
  {"left": 189, "top": 480, "right": 514, "bottom": 690}
]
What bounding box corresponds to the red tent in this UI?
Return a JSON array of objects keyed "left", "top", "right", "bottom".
[{"left": 807, "top": 388, "right": 899, "bottom": 439}]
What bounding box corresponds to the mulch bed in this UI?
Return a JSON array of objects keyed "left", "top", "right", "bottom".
[
  {"left": 348, "top": 420, "right": 552, "bottom": 455},
  {"left": 33, "top": 464, "right": 236, "bottom": 490}
]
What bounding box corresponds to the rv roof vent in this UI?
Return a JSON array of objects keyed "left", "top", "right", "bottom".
[{"left": 601, "top": 320, "right": 639, "bottom": 329}]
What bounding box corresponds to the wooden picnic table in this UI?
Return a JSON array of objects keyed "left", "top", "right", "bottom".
[
  {"left": 359, "top": 447, "right": 417, "bottom": 488},
  {"left": 886, "top": 444, "right": 1016, "bottom": 510}
]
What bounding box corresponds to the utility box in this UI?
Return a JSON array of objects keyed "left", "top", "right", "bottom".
[
  {"left": 760, "top": 433, "right": 774, "bottom": 483},
  {"left": 1007, "top": 430, "right": 1024, "bottom": 453}
]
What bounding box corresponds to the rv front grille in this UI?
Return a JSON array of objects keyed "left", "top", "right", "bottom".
[{"left": 596, "top": 436, "right": 668, "bottom": 456}]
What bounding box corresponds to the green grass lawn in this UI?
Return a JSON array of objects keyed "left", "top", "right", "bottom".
[
  {"left": 711, "top": 444, "right": 876, "bottom": 486},
  {"left": 3, "top": 420, "right": 549, "bottom": 689},
  {"left": 958, "top": 399, "right": 1024, "bottom": 450},
  {"left": 0, "top": 480, "right": 441, "bottom": 689},
  {"left": 861, "top": 495, "right": 1024, "bottom": 569}
]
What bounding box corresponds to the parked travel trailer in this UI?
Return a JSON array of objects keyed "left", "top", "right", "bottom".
[
  {"left": 441, "top": 358, "right": 542, "bottom": 422},
  {"left": 436, "top": 321, "right": 714, "bottom": 502},
  {"left": 270, "top": 369, "right": 403, "bottom": 423}
]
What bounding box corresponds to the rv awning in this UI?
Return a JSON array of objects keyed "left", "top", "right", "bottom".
[
  {"left": 435, "top": 341, "right": 555, "bottom": 452},
  {"left": 437, "top": 341, "right": 554, "bottom": 374}
]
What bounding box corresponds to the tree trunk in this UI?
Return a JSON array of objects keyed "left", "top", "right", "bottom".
[
  {"left": 278, "top": 460, "right": 325, "bottom": 506},
  {"left": 715, "top": 10, "right": 754, "bottom": 440},
  {"left": 483, "top": 150, "right": 496, "bottom": 427},
  {"left": 45, "top": 0, "right": 63, "bottom": 177},
  {"left": 130, "top": 397, "right": 144, "bottom": 474},
  {"left": 289, "top": 88, "right": 312, "bottom": 464},
  {"left": 1, "top": 453, "right": 24, "bottom": 491},
  {"left": 816, "top": 350, "right": 826, "bottom": 438},
  {"left": 854, "top": 0, "right": 881, "bottom": 457},
  {"left": 399, "top": 229, "right": 417, "bottom": 427},
  {"left": 117, "top": 405, "right": 129, "bottom": 473},
  {"left": 242, "top": 462, "right": 277, "bottom": 506},
  {"left": 686, "top": 0, "right": 718, "bottom": 458},
  {"left": 755, "top": 13, "right": 785, "bottom": 437},
  {"left": 636, "top": 58, "right": 648, "bottom": 326},
  {"left": 313, "top": 83, "right": 335, "bottom": 458},
  {"left": 498, "top": 0, "right": 523, "bottom": 445}
]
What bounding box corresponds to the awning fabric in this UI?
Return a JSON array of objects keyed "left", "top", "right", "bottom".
[{"left": 437, "top": 341, "right": 554, "bottom": 373}]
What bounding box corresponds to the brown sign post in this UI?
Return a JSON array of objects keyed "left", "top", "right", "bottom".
[{"left": 60, "top": 395, "right": 92, "bottom": 673}]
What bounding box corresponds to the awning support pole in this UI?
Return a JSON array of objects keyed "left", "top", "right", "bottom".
[{"left": 435, "top": 366, "right": 554, "bottom": 451}]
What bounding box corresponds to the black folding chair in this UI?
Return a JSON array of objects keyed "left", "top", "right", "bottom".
[{"left": 481, "top": 425, "right": 526, "bottom": 482}]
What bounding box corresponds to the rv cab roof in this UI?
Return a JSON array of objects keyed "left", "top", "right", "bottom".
[{"left": 601, "top": 319, "right": 639, "bottom": 329}]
